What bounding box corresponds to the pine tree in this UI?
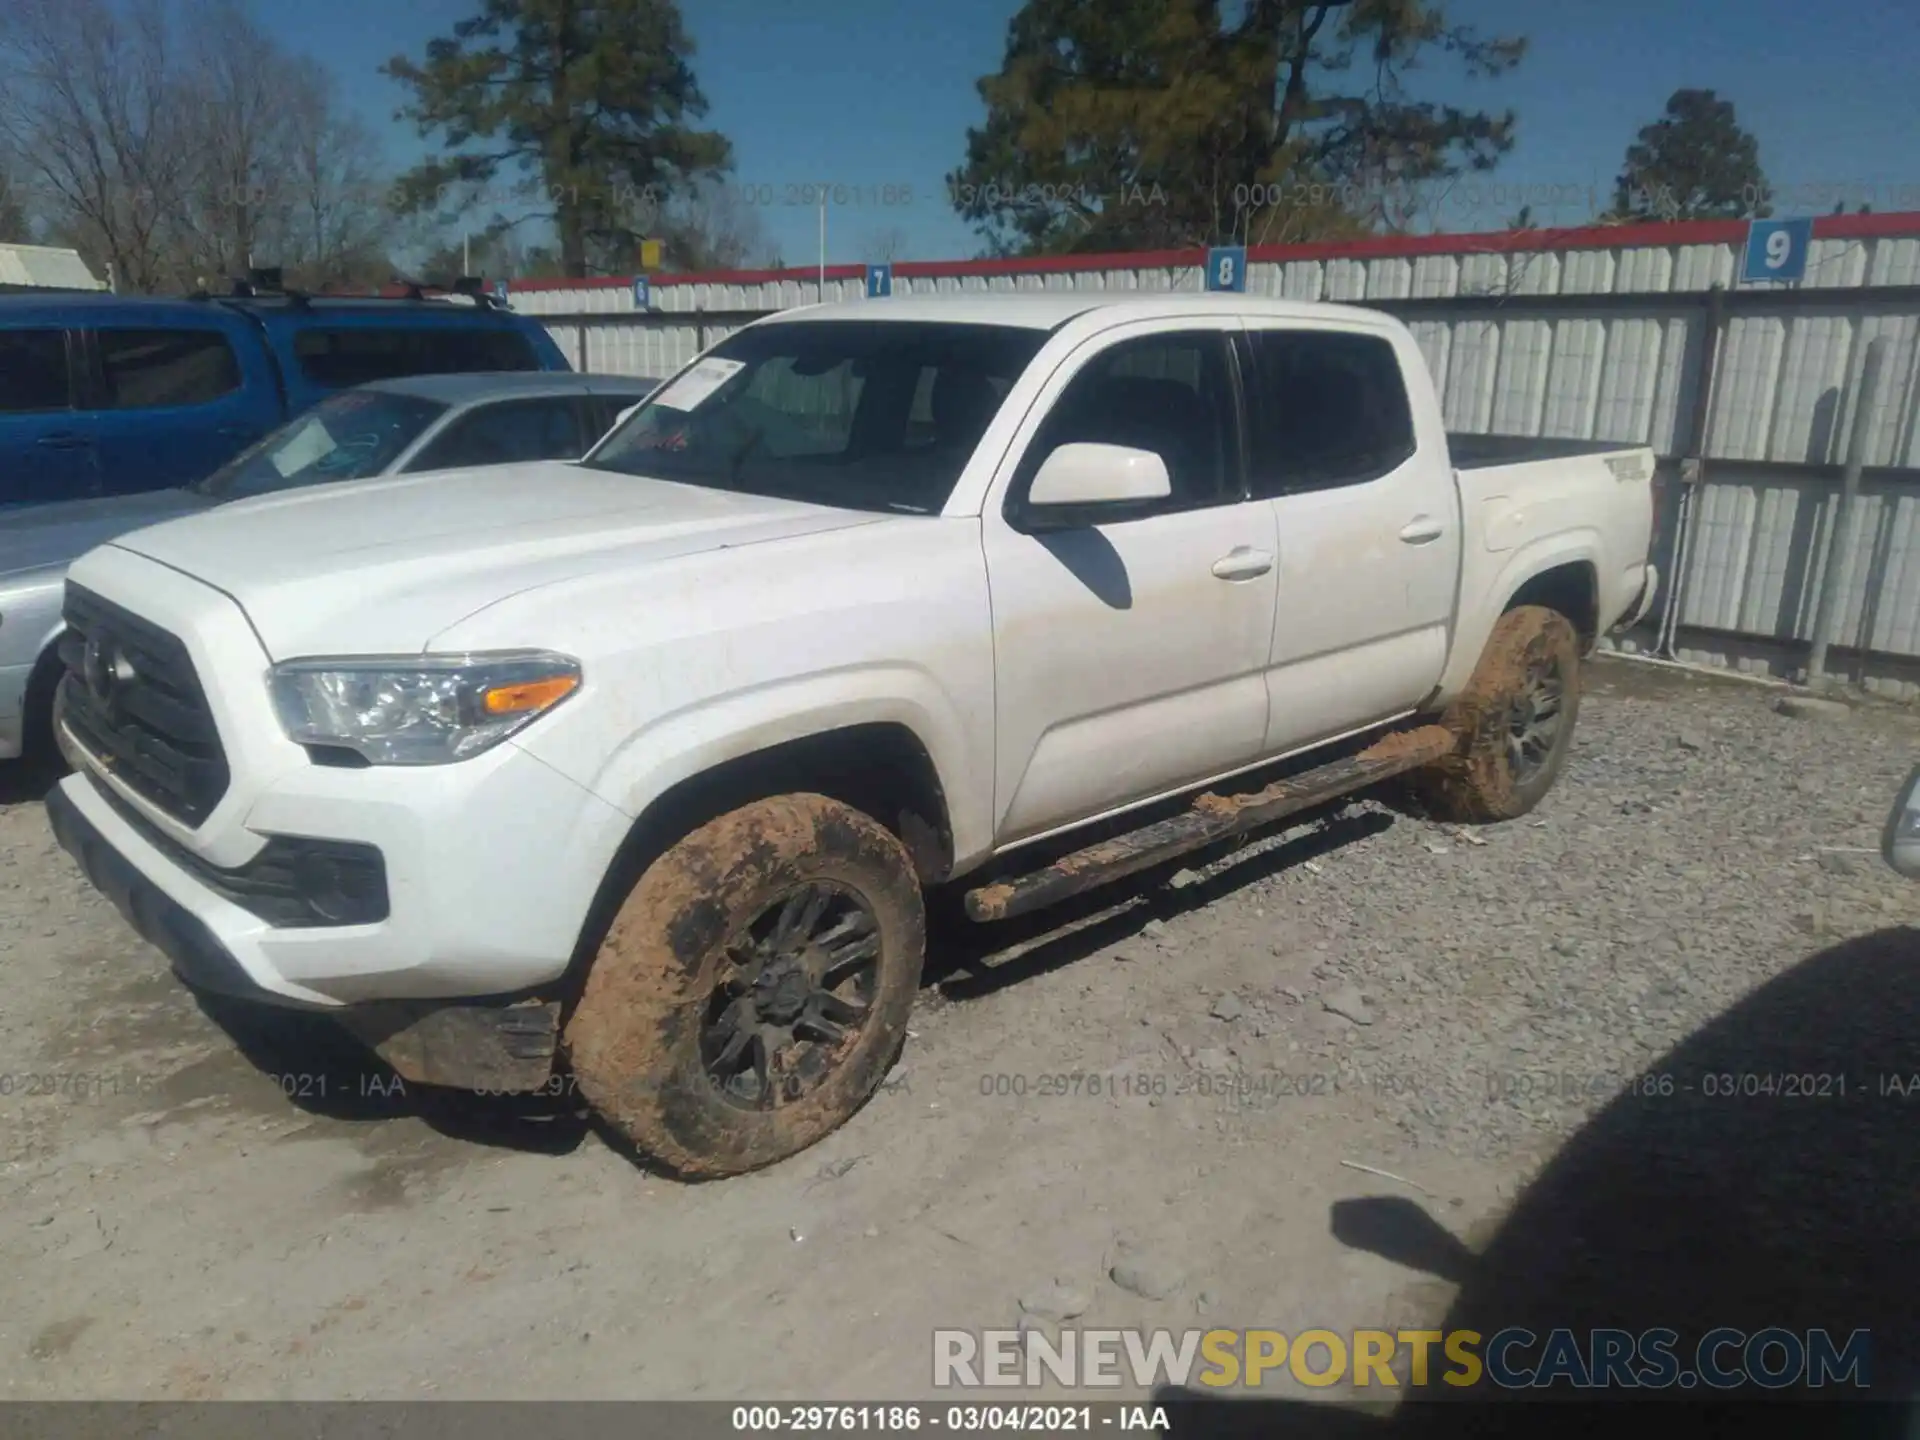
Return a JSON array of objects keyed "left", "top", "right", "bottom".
[{"left": 384, "top": 0, "right": 731, "bottom": 277}]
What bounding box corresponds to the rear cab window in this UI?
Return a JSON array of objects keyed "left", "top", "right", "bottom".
[{"left": 290, "top": 326, "right": 543, "bottom": 389}]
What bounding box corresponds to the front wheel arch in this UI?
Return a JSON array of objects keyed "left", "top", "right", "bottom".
[{"left": 20, "top": 642, "right": 68, "bottom": 768}]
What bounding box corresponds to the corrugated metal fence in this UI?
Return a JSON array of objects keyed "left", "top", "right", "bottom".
[{"left": 511, "top": 214, "right": 1920, "bottom": 696}]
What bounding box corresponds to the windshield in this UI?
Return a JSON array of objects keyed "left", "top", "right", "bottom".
[
  {"left": 582, "top": 320, "right": 1047, "bottom": 514},
  {"left": 192, "top": 389, "right": 449, "bottom": 500}
]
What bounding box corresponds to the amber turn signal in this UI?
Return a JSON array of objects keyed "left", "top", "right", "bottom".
[{"left": 482, "top": 674, "right": 580, "bottom": 715}]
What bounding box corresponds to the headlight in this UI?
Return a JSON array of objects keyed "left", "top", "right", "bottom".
[{"left": 269, "top": 651, "right": 581, "bottom": 765}]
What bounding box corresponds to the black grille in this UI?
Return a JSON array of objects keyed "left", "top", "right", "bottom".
[{"left": 59, "top": 584, "right": 230, "bottom": 826}]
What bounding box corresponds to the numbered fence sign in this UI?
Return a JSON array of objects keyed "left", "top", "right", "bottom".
[
  {"left": 866, "top": 263, "right": 893, "bottom": 298},
  {"left": 1741, "top": 219, "right": 1813, "bottom": 284},
  {"left": 1207, "top": 246, "right": 1247, "bottom": 293},
  {"left": 491, "top": 279, "right": 509, "bottom": 303},
  {"left": 632, "top": 275, "right": 651, "bottom": 310}
]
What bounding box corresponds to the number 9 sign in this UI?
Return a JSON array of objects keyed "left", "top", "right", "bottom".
[
  {"left": 1741, "top": 219, "right": 1812, "bottom": 284},
  {"left": 1207, "top": 245, "right": 1247, "bottom": 293}
]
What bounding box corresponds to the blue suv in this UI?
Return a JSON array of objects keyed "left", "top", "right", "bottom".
[{"left": 0, "top": 283, "right": 570, "bottom": 508}]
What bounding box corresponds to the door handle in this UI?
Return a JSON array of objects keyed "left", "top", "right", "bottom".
[
  {"left": 217, "top": 424, "right": 260, "bottom": 439},
  {"left": 1399, "top": 516, "right": 1445, "bottom": 544},
  {"left": 1211, "top": 547, "right": 1274, "bottom": 580},
  {"left": 36, "top": 433, "right": 88, "bottom": 450}
]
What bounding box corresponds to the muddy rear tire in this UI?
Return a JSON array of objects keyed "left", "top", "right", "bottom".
[
  {"left": 1410, "top": 604, "right": 1581, "bottom": 823},
  {"left": 563, "top": 793, "right": 925, "bottom": 1178}
]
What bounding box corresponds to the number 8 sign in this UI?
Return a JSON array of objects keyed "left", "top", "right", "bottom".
[
  {"left": 1740, "top": 219, "right": 1812, "bottom": 284},
  {"left": 1207, "top": 245, "right": 1247, "bottom": 292}
]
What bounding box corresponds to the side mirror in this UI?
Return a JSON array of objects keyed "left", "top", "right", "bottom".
[
  {"left": 1883, "top": 764, "right": 1920, "bottom": 880},
  {"left": 1026, "top": 442, "right": 1171, "bottom": 520}
]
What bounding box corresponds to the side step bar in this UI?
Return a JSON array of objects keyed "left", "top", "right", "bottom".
[{"left": 964, "top": 724, "right": 1456, "bottom": 923}]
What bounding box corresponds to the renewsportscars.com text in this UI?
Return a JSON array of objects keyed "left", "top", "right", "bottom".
[{"left": 933, "top": 1326, "right": 1872, "bottom": 1391}]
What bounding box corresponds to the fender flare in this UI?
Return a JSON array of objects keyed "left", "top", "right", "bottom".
[
  {"left": 581, "top": 665, "right": 990, "bottom": 868},
  {"left": 1438, "top": 532, "right": 1602, "bottom": 701}
]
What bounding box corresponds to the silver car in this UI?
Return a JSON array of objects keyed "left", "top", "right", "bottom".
[{"left": 0, "top": 370, "right": 659, "bottom": 766}]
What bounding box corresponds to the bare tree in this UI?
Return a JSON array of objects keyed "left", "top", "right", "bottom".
[
  {"left": 262, "top": 64, "right": 397, "bottom": 287},
  {"left": 859, "top": 226, "right": 910, "bottom": 264},
  {"left": 0, "top": 0, "right": 397, "bottom": 293},
  {"left": 647, "top": 179, "right": 778, "bottom": 273},
  {"left": 167, "top": 0, "right": 301, "bottom": 278},
  {"left": 0, "top": 0, "right": 192, "bottom": 291},
  {"left": 0, "top": 162, "right": 34, "bottom": 242}
]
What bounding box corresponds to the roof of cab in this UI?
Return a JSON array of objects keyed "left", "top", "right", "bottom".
[{"left": 752, "top": 291, "right": 1382, "bottom": 331}]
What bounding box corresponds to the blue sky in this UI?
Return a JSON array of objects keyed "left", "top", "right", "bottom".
[{"left": 276, "top": 0, "right": 1920, "bottom": 270}]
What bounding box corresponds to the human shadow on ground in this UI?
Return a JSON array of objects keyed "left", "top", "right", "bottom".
[{"left": 1154, "top": 925, "right": 1920, "bottom": 1437}]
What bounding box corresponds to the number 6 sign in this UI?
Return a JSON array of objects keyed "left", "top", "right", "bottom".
[
  {"left": 1207, "top": 245, "right": 1247, "bottom": 292},
  {"left": 1740, "top": 219, "right": 1812, "bottom": 284}
]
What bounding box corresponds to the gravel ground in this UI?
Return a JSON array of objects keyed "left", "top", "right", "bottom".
[
  {"left": 1196, "top": 658, "right": 1920, "bottom": 1161},
  {"left": 1, "top": 654, "right": 1918, "bottom": 1405}
]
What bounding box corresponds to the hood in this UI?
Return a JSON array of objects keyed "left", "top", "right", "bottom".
[
  {"left": 107, "top": 461, "right": 887, "bottom": 657},
  {"left": 0, "top": 489, "right": 212, "bottom": 581}
]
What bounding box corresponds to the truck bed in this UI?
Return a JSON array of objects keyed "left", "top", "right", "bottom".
[{"left": 1447, "top": 433, "right": 1651, "bottom": 471}]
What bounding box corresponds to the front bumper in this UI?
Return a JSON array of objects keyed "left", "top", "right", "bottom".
[
  {"left": 48, "top": 774, "right": 573, "bottom": 1090},
  {"left": 50, "top": 731, "right": 628, "bottom": 1008},
  {"left": 47, "top": 779, "right": 268, "bottom": 1004},
  {"left": 44, "top": 544, "right": 639, "bottom": 1088}
]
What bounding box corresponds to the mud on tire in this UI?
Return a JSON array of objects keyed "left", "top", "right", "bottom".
[
  {"left": 563, "top": 793, "right": 925, "bottom": 1178},
  {"left": 1410, "top": 604, "right": 1582, "bottom": 824}
]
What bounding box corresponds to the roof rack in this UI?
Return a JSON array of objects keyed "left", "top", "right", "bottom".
[
  {"left": 392, "top": 274, "right": 507, "bottom": 311},
  {"left": 179, "top": 271, "right": 507, "bottom": 310},
  {"left": 186, "top": 266, "right": 311, "bottom": 308}
]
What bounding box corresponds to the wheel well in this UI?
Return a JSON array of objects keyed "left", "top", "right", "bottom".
[
  {"left": 1506, "top": 562, "right": 1598, "bottom": 647},
  {"left": 21, "top": 641, "right": 65, "bottom": 759},
  {"left": 558, "top": 724, "right": 954, "bottom": 997}
]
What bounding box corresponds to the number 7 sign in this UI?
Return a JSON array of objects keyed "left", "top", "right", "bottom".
[{"left": 1740, "top": 219, "right": 1812, "bottom": 284}]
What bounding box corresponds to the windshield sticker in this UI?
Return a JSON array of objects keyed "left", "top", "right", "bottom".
[
  {"left": 650, "top": 357, "right": 746, "bottom": 412},
  {"left": 269, "top": 422, "right": 337, "bottom": 477}
]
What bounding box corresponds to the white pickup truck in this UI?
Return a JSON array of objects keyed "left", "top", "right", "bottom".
[{"left": 47, "top": 294, "right": 1656, "bottom": 1176}]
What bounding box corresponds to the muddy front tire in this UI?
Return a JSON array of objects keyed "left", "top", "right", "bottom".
[
  {"left": 563, "top": 793, "right": 925, "bottom": 1178},
  {"left": 1411, "top": 605, "right": 1581, "bottom": 824}
]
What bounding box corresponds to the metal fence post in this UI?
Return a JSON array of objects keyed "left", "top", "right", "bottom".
[
  {"left": 1806, "top": 335, "right": 1890, "bottom": 688},
  {"left": 1655, "top": 283, "right": 1727, "bottom": 658}
]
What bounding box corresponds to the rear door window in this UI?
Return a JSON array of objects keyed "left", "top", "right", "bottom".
[
  {"left": 0, "top": 329, "right": 71, "bottom": 412},
  {"left": 94, "top": 328, "right": 242, "bottom": 408},
  {"left": 1242, "top": 329, "right": 1417, "bottom": 495},
  {"left": 292, "top": 326, "right": 542, "bottom": 388}
]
